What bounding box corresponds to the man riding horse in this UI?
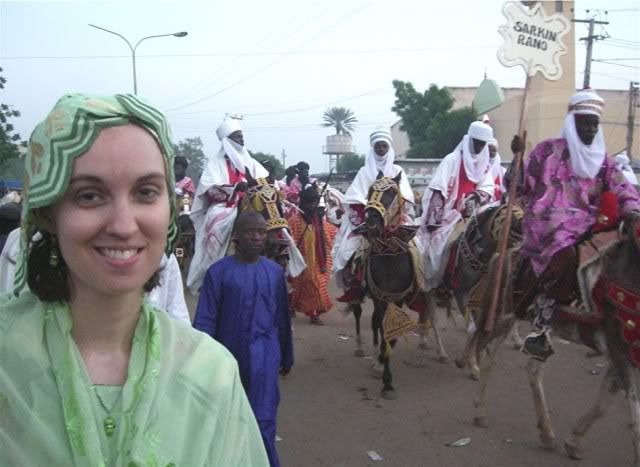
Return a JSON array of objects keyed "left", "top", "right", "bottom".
[
  {"left": 419, "top": 121, "right": 496, "bottom": 297},
  {"left": 514, "top": 88, "right": 640, "bottom": 361},
  {"left": 187, "top": 118, "right": 270, "bottom": 293},
  {"left": 332, "top": 127, "right": 415, "bottom": 304}
]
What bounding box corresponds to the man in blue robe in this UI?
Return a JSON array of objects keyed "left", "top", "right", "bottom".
[{"left": 194, "top": 211, "right": 294, "bottom": 467}]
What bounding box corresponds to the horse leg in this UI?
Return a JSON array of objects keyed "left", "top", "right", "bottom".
[
  {"left": 509, "top": 321, "right": 524, "bottom": 349},
  {"left": 527, "top": 358, "right": 555, "bottom": 450},
  {"left": 371, "top": 302, "right": 384, "bottom": 373},
  {"left": 381, "top": 337, "right": 397, "bottom": 400},
  {"left": 626, "top": 365, "right": 640, "bottom": 466},
  {"left": 456, "top": 329, "right": 480, "bottom": 381},
  {"left": 564, "top": 365, "right": 620, "bottom": 460},
  {"left": 352, "top": 304, "right": 365, "bottom": 357},
  {"left": 372, "top": 302, "right": 380, "bottom": 349},
  {"left": 430, "top": 305, "right": 450, "bottom": 364},
  {"left": 473, "top": 327, "right": 509, "bottom": 428},
  {"left": 418, "top": 308, "right": 429, "bottom": 350}
]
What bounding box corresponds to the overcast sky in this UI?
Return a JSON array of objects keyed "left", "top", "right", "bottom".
[{"left": 1, "top": 0, "right": 639, "bottom": 173}]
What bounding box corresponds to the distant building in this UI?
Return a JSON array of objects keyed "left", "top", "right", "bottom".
[{"left": 391, "top": 0, "right": 639, "bottom": 176}]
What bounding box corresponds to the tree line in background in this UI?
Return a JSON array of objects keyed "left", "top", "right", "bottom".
[
  {"left": 392, "top": 80, "right": 476, "bottom": 159},
  {"left": 174, "top": 137, "right": 286, "bottom": 183},
  {"left": 1, "top": 74, "right": 473, "bottom": 186},
  {"left": 0, "top": 68, "right": 26, "bottom": 180}
]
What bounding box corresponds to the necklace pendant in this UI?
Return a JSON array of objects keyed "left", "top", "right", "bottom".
[{"left": 103, "top": 417, "right": 116, "bottom": 437}]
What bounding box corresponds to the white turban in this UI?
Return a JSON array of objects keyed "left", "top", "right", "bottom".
[
  {"left": 488, "top": 137, "right": 498, "bottom": 149},
  {"left": 216, "top": 118, "right": 242, "bottom": 141},
  {"left": 614, "top": 151, "right": 638, "bottom": 185},
  {"left": 614, "top": 151, "right": 630, "bottom": 166},
  {"left": 215, "top": 118, "right": 252, "bottom": 173},
  {"left": 370, "top": 128, "right": 392, "bottom": 146},
  {"left": 561, "top": 88, "right": 606, "bottom": 179},
  {"left": 364, "top": 127, "right": 396, "bottom": 180},
  {"left": 468, "top": 121, "right": 493, "bottom": 143},
  {"left": 456, "top": 121, "right": 493, "bottom": 183}
]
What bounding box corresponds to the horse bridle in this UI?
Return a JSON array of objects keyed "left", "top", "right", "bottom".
[
  {"left": 366, "top": 177, "right": 404, "bottom": 225},
  {"left": 245, "top": 179, "right": 289, "bottom": 231}
]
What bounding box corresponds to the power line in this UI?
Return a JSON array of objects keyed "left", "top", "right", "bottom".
[
  {"left": 592, "top": 59, "right": 640, "bottom": 69},
  {"left": 573, "top": 15, "right": 610, "bottom": 88},
  {"left": 161, "top": 0, "right": 339, "bottom": 109},
  {"left": 0, "top": 44, "right": 505, "bottom": 60},
  {"left": 164, "top": 1, "right": 369, "bottom": 113}
]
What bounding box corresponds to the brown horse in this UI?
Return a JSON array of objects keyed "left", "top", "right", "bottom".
[
  {"left": 349, "top": 172, "right": 424, "bottom": 399},
  {"left": 469, "top": 219, "right": 640, "bottom": 464}
]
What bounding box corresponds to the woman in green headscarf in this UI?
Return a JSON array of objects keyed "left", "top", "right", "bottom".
[{"left": 0, "top": 94, "right": 269, "bottom": 466}]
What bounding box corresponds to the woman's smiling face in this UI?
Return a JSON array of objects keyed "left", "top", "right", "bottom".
[{"left": 53, "top": 124, "right": 171, "bottom": 298}]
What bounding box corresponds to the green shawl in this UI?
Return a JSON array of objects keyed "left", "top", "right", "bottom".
[{"left": 0, "top": 291, "right": 269, "bottom": 466}]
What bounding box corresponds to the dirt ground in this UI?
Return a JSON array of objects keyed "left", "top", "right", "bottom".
[{"left": 186, "top": 283, "right": 631, "bottom": 467}]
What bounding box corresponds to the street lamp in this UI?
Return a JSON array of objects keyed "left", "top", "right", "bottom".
[{"left": 89, "top": 24, "right": 188, "bottom": 95}]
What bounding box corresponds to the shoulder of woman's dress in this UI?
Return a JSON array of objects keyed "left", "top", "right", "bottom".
[
  {"left": 156, "top": 310, "right": 238, "bottom": 368},
  {"left": 0, "top": 290, "right": 47, "bottom": 332}
]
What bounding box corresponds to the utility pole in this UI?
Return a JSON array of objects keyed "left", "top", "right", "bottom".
[
  {"left": 281, "top": 149, "right": 287, "bottom": 168},
  {"left": 627, "top": 81, "right": 639, "bottom": 161},
  {"left": 572, "top": 16, "right": 609, "bottom": 89}
]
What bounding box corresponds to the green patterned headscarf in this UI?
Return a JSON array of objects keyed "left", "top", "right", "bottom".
[{"left": 13, "top": 93, "right": 178, "bottom": 296}]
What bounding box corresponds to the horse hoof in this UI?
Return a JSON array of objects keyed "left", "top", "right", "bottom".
[
  {"left": 540, "top": 433, "right": 555, "bottom": 451},
  {"left": 372, "top": 362, "right": 384, "bottom": 373},
  {"left": 473, "top": 416, "right": 488, "bottom": 428},
  {"left": 419, "top": 342, "right": 428, "bottom": 350},
  {"left": 469, "top": 370, "right": 479, "bottom": 381},
  {"left": 512, "top": 340, "right": 524, "bottom": 350},
  {"left": 381, "top": 389, "right": 397, "bottom": 400},
  {"left": 564, "top": 439, "right": 583, "bottom": 460},
  {"left": 455, "top": 358, "right": 464, "bottom": 369},
  {"left": 354, "top": 348, "right": 365, "bottom": 357},
  {"left": 437, "top": 355, "right": 450, "bottom": 364}
]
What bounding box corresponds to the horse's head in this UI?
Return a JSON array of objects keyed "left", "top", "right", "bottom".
[
  {"left": 363, "top": 172, "right": 403, "bottom": 239},
  {"left": 241, "top": 178, "right": 289, "bottom": 260}
]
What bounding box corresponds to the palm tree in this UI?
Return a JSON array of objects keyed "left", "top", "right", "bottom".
[{"left": 321, "top": 107, "right": 357, "bottom": 135}]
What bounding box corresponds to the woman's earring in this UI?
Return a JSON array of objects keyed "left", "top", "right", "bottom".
[{"left": 49, "top": 236, "right": 60, "bottom": 268}]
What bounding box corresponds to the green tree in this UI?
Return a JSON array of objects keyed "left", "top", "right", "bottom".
[
  {"left": 423, "top": 107, "right": 476, "bottom": 158},
  {"left": 392, "top": 81, "right": 465, "bottom": 158},
  {"left": 321, "top": 107, "right": 358, "bottom": 135},
  {"left": 174, "top": 137, "right": 206, "bottom": 184},
  {"left": 336, "top": 152, "right": 365, "bottom": 173},
  {"left": 0, "top": 67, "right": 26, "bottom": 175},
  {"left": 249, "top": 151, "right": 285, "bottom": 179}
]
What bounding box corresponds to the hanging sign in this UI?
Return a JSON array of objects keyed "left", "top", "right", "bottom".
[{"left": 497, "top": 1, "right": 571, "bottom": 80}]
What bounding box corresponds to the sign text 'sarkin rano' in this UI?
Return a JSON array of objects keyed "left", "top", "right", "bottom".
[{"left": 497, "top": 1, "right": 571, "bottom": 80}]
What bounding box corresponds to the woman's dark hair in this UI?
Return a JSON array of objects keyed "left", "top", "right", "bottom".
[{"left": 27, "top": 230, "right": 161, "bottom": 302}]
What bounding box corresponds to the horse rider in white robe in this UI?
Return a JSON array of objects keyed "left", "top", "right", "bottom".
[
  {"left": 420, "top": 121, "right": 495, "bottom": 292},
  {"left": 488, "top": 137, "right": 507, "bottom": 202},
  {"left": 614, "top": 151, "right": 638, "bottom": 188},
  {"left": 187, "top": 118, "right": 304, "bottom": 293},
  {"left": 332, "top": 127, "right": 415, "bottom": 303}
]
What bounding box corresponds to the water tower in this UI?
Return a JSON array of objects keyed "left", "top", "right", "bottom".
[{"left": 323, "top": 133, "right": 355, "bottom": 171}]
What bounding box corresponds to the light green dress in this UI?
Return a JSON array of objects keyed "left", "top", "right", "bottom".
[{"left": 0, "top": 291, "right": 269, "bottom": 466}]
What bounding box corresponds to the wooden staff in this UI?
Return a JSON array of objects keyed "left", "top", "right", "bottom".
[{"left": 484, "top": 75, "right": 531, "bottom": 332}]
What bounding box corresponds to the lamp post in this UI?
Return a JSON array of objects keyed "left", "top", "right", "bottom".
[{"left": 89, "top": 24, "right": 187, "bottom": 95}]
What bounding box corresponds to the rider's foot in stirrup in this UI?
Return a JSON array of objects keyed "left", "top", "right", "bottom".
[{"left": 522, "top": 332, "right": 555, "bottom": 362}]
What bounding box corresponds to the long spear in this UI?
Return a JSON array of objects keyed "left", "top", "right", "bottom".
[{"left": 484, "top": 75, "right": 530, "bottom": 332}]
